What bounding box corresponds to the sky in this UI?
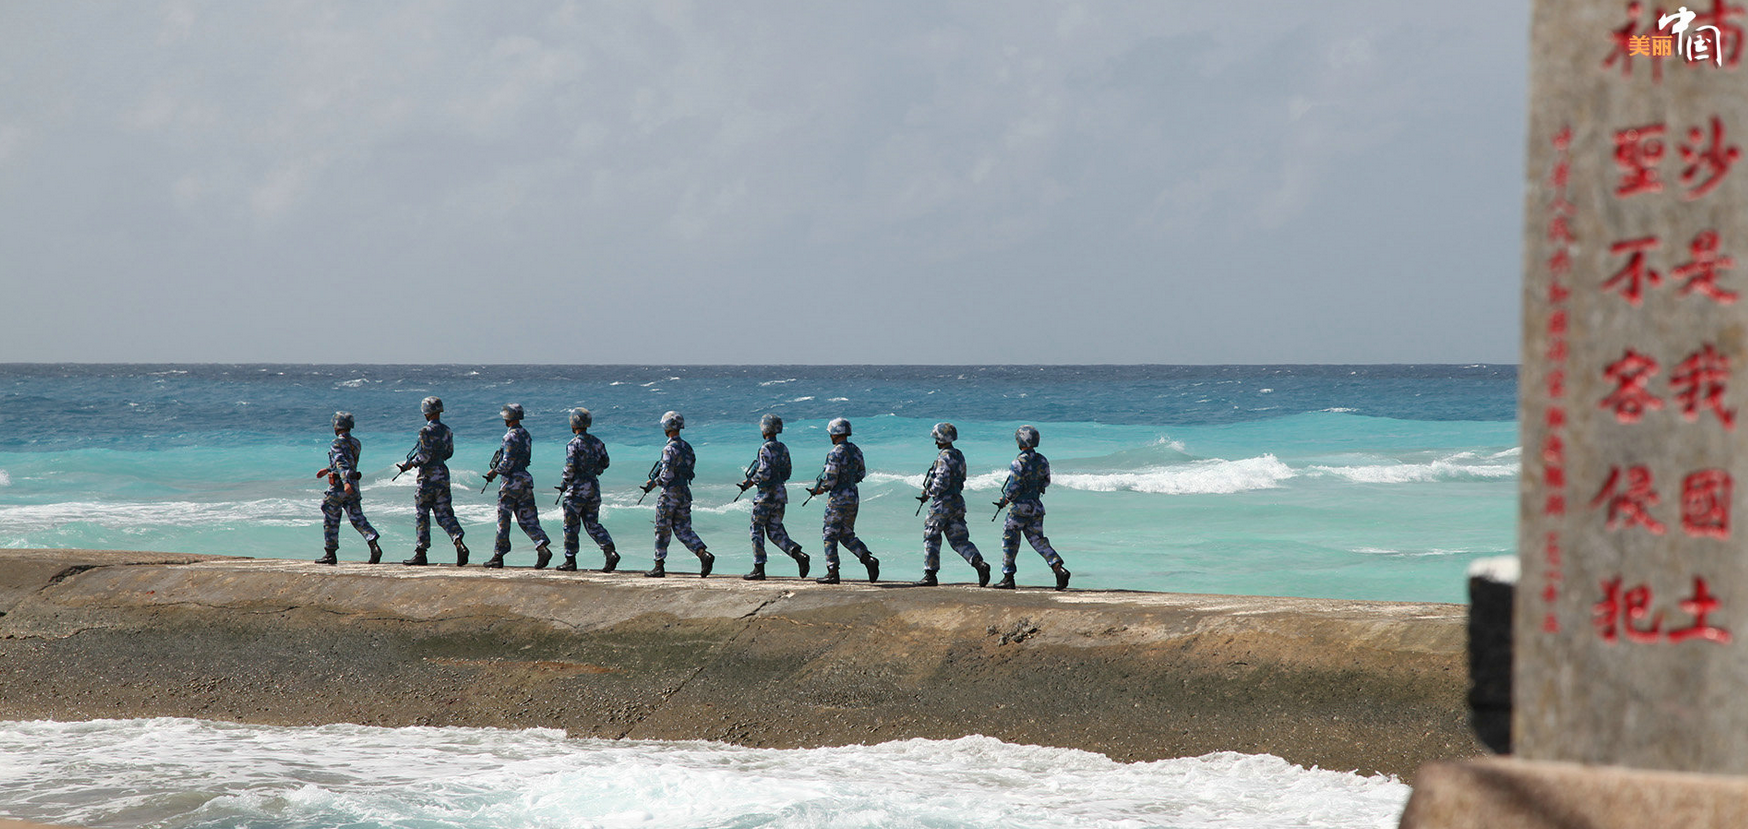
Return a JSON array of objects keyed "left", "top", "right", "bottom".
[{"left": 0, "top": 1, "right": 1530, "bottom": 365}]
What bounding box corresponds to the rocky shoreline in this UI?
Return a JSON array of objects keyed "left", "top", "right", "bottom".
[{"left": 0, "top": 549, "right": 1483, "bottom": 781}]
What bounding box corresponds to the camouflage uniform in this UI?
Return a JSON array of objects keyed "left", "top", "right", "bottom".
[
  {"left": 653, "top": 436, "right": 707, "bottom": 560},
  {"left": 493, "top": 425, "right": 550, "bottom": 554},
  {"left": 322, "top": 433, "right": 380, "bottom": 550},
  {"left": 818, "top": 441, "right": 874, "bottom": 569},
  {"left": 1001, "top": 448, "right": 1065, "bottom": 575},
  {"left": 560, "top": 432, "right": 615, "bottom": 556},
  {"left": 405, "top": 419, "right": 465, "bottom": 548},
  {"left": 923, "top": 446, "right": 983, "bottom": 571},
  {"left": 747, "top": 438, "right": 803, "bottom": 565}
]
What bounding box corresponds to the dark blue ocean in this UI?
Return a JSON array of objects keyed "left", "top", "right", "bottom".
[{"left": 0, "top": 364, "right": 1516, "bottom": 602}]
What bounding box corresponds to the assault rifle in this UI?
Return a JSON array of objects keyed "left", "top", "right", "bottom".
[
  {"left": 390, "top": 446, "right": 419, "bottom": 483},
  {"left": 637, "top": 458, "right": 662, "bottom": 505},
  {"left": 992, "top": 474, "right": 1014, "bottom": 521},
  {"left": 801, "top": 469, "right": 828, "bottom": 507},
  {"left": 479, "top": 448, "right": 503, "bottom": 494},
  {"left": 915, "top": 459, "right": 939, "bottom": 517},
  {"left": 731, "top": 456, "right": 760, "bottom": 504}
]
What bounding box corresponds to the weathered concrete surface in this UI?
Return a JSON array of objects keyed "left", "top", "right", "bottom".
[
  {"left": 1400, "top": 757, "right": 1748, "bottom": 828},
  {"left": 0, "top": 549, "right": 1483, "bottom": 780}
]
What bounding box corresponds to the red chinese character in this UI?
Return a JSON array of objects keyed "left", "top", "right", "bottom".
[
  {"left": 1615, "top": 125, "right": 1668, "bottom": 196},
  {"left": 1680, "top": 116, "right": 1741, "bottom": 199},
  {"left": 1551, "top": 160, "right": 1572, "bottom": 190},
  {"left": 1549, "top": 310, "right": 1568, "bottom": 335},
  {"left": 1681, "top": 469, "right": 1733, "bottom": 537},
  {"left": 1547, "top": 465, "right": 1567, "bottom": 488},
  {"left": 1545, "top": 531, "right": 1563, "bottom": 567},
  {"left": 1550, "top": 278, "right": 1572, "bottom": 303},
  {"left": 1671, "top": 344, "right": 1737, "bottom": 427},
  {"left": 1674, "top": 229, "right": 1739, "bottom": 303},
  {"left": 1605, "top": 237, "right": 1664, "bottom": 303},
  {"left": 1546, "top": 493, "right": 1567, "bottom": 516},
  {"left": 1691, "top": 0, "right": 1746, "bottom": 66},
  {"left": 1595, "top": 577, "right": 1665, "bottom": 642},
  {"left": 1606, "top": 2, "right": 1670, "bottom": 81},
  {"left": 1547, "top": 406, "right": 1567, "bottom": 429},
  {"left": 1542, "top": 433, "right": 1565, "bottom": 466},
  {"left": 1548, "top": 337, "right": 1569, "bottom": 362},
  {"left": 1600, "top": 349, "right": 1665, "bottom": 422},
  {"left": 1591, "top": 465, "right": 1668, "bottom": 533},
  {"left": 1544, "top": 613, "right": 1562, "bottom": 633},
  {"left": 1669, "top": 576, "right": 1733, "bottom": 643},
  {"left": 1549, "top": 248, "right": 1573, "bottom": 276},
  {"left": 1549, "top": 368, "right": 1566, "bottom": 399},
  {"left": 1553, "top": 126, "right": 1572, "bottom": 151},
  {"left": 1548, "top": 214, "right": 1576, "bottom": 244}
]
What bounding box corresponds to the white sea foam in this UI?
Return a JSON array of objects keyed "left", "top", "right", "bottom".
[
  {"left": 1055, "top": 455, "right": 1297, "bottom": 495},
  {"left": 337, "top": 378, "right": 371, "bottom": 388},
  {"left": 0, "top": 719, "right": 1408, "bottom": 829},
  {"left": 0, "top": 498, "right": 315, "bottom": 531},
  {"left": 1308, "top": 451, "right": 1518, "bottom": 484},
  {"left": 789, "top": 396, "right": 814, "bottom": 402},
  {"left": 0, "top": 470, "right": 10, "bottom": 487},
  {"left": 759, "top": 378, "right": 797, "bottom": 386}
]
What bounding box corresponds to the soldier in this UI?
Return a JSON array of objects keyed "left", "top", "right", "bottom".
[
  {"left": 481, "top": 403, "right": 553, "bottom": 569},
  {"left": 914, "top": 422, "right": 991, "bottom": 587},
  {"left": 395, "top": 396, "right": 470, "bottom": 567},
  {"left": 556, "top": 406, "right": 618, "bottom": 572},
  {"left": 315, "top": 411, "right": 383, "bottom": 565},
  {"left": 992, "top": 425, "right": 1071, "bottom": 590},
  {"left": 737, "top": 414, "right": 810, "bottom": 580},
  {"left": 804, "top": 417, "right": 879, "bottom": 584},
  {"left": 639, "top": 410, "right": 714, "bottom": 578}
]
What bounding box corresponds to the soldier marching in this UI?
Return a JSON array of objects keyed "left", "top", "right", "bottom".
[{"left": 312, "top": 408, "right": 1073, "bottom": 590}]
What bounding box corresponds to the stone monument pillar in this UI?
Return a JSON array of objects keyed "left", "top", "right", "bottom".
[{"left": 1517, "top": 0, "right": 1748, "bottom": 772}]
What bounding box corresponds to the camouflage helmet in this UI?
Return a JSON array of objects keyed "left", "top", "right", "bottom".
[
  {"left": 570, "top": 407, "right": 592, "bottom": 430},
  {"left": 420, "top": 396, "right": 443, "bottom": 416},
  {"left": 332, "top": 411, "right": 355, "bottom": 431},
  {"left": 827, "top": 417, "right": 851, "bottom": 437},
  {"left": 500, "top": 403, "right": 524, "bottom": 422},
  {"left": 931, "top": 422, "right": 957, "bottom": 444},
  {"left": 1015, "top": 425, "right": 1041, "bottom": 449},
  {"left": 760, "top": 413, "right": 783, "bottom": 435},
  {"left": 661, "top": 411, "right": 685, "bottom": 431}
]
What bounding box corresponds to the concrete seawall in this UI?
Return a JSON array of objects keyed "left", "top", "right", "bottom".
[{"left": 0, "top": 550, "right": 1483, "bottom": 780}]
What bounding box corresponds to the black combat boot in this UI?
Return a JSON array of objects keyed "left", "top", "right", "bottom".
[
  {"left": 602, "top": 545, "right": 620, "bottom": 572},
  {"left": 697, "top": 550, "right": 714, "bottom": 578},
  {"left": 1052, "top": 564, "right": 1071, "bottom": 591},
  {"left": 815, "top": 567, "right": 840, "bottom": 584},
  {"left": 992, "top": 574, "right": 1015, "bottom": 590},
  {"left": 454, "top": 539, "right": 470, "bottom": 567},
  {"left": 860, "top": 554, "right": 880, "bottom": 583},
  {"left": 315, "top": 549, "right": 338, "bottom": 565},
  {"left": 645, "top": 560, "right": 666, "bottom": 578},
  {"left": 913, "top": 570, "right": 938, "bottom": 587},
  {"left": 790, "top": 549, "right": 810, "bottom": 579},
  {"left": 556, "top": 555, "right": 578, "bottom": 572},
  {"left": 483, "top": 553, "right": 505, "bottom": 569},
  {"left": 743, "top": 562, "right": 766, "bottom": 581},
  {"left": 403, "top": 547, "right": 429, "bottom": 566},
  {"left": 534, "top": 543, "right": 552, "bottom": 570},
  {"left": 972, "top": 557, "right": 991, "bottom": 587},
  {"left": 367, "top": 539, "right": 383, "bottom": 564}
]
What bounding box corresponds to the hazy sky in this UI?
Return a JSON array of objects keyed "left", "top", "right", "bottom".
[{"left": 1, "top": 1, "right": 1529, "bottom": 364}]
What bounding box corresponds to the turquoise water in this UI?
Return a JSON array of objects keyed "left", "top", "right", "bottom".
[{"left": 0, "top": 364, "right": 1517, "bottom": 601}]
